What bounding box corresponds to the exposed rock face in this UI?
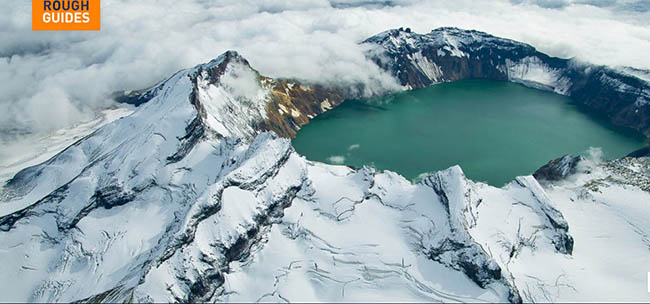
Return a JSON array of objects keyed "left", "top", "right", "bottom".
[
  {"left": 363, "top": 27, "right": 650, "bottom": 138},
  {"left": 533, "top": 155, "right": 584, "bottom": 181},
  {"left": 626, "top": 145, "right": 650, "bottom": 158},
  {"left": 363, "top": 27, "right": 536, "bottom": 88},
  {"left": 261, "top": 79, "right": 346, "bottom": 138},
  {"left": 602, "top": 156, "right": 650, "bottom": 192}
]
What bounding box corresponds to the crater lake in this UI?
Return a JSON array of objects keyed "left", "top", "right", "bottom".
[{"left": 292, "top": 79, "right": 647, "bottom": 186}]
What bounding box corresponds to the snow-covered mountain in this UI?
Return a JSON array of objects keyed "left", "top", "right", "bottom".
[
  {"left": 363, "top": 27, "right": 650, "bottom": 137},
  {"left": 115, "top": 51, "right": 346, "bottom": 139},
  {"left": 1, "top": 29, "right": 649, "bottom": 303}
]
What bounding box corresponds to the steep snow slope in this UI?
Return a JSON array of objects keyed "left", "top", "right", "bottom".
[
  {"left": 1, "top": 43, "right": 649, "bottom": 302},
  {"left": 531, "top": 156, "right": 650, "bottom": 302},
  {"left": 0, "top": 108, "right": 133, "bottom": 186}
]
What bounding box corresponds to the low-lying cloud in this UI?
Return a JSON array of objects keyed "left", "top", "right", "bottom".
[
  {"left": 1, "top": 0, "right": 650, "bottom": 141},
  {"left": 327, "top": 155, "right": 346, "bottom": 165}
]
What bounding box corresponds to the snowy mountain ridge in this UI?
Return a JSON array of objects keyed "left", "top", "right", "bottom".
[{"left": 0, "top": 29, "right": 649, "bottom": 302}]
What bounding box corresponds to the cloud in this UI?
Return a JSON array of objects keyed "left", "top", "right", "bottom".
[
  {"left": 576, "top": 146, "right": 605, "bottom": 174},
  {"left": 327, "top": 155, "right": 346, "bottom": 165},
  {"left": 512, "top": 0, "right": 571, "bottom": 9},
  {"left": 220, "top": 62, "right": 268, "bottom": 103},
  {"left": 348, "top": 144, "right": 360, "bottom": 151},
  {"left": 1, "top": 0, "right": 650, "bottom": 142}
]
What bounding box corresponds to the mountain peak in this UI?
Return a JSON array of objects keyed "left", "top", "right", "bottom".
[
  {"left": 193, "top": 50, "right": 254, "bottom": 82},
  {"left": 113, "top": 50, "right": 252, "bottom": 107},
  {"left": 201, "top": 50, "right": 249, "bottom": 69}
]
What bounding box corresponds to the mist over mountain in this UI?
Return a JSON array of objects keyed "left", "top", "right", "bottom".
[{"left": 1, "top": 0, "right": 650, "bottom": 145}]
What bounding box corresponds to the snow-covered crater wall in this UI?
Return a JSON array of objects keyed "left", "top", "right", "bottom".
[{"left": 363, "top": 27, "right": 650, "bottom": 137}]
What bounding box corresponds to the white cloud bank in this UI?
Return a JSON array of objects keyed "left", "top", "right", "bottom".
[{"left": 1, "top": 0, "right": 650, "bottom": 141}]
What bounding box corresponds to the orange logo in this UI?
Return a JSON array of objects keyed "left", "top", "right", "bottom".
[{"left": 32, "top": 0, "right": 100, "bottom": 31}]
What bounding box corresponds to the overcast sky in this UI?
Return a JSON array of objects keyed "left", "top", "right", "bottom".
[{"left": 1, "top": 0, "right": 649, "bottom": 140}]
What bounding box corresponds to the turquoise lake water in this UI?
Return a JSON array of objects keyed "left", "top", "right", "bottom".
[{"left": 292, "top": 79, "right": 646, "bottom": 186}]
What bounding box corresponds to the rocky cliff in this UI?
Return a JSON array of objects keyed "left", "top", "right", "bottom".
[{"left": 363, "top": 27, "right": 650, "bottom": 137}]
